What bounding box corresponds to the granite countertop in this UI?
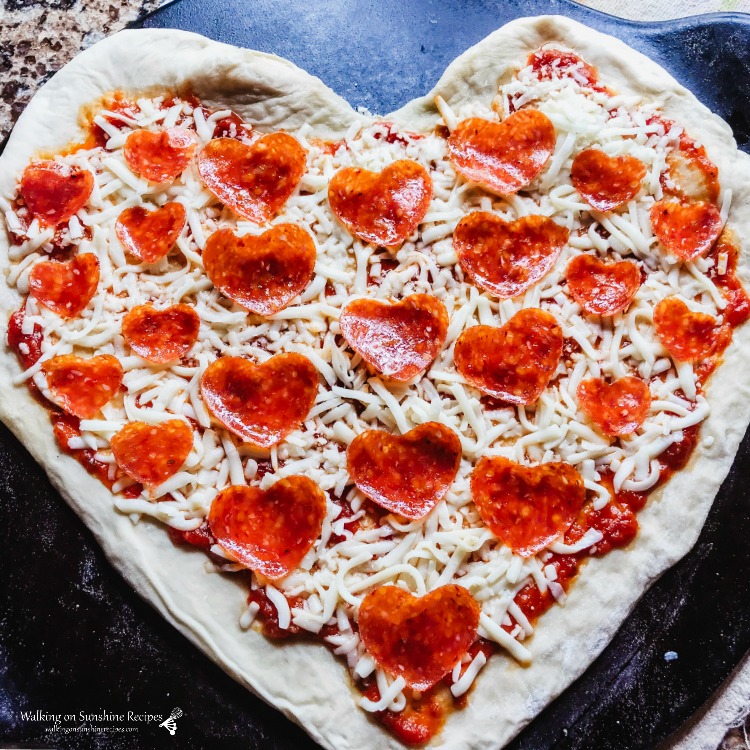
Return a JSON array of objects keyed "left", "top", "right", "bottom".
[
  {"left": 0, "top": 2, "right": 749, "bottom": 749},
  {"left": 1, "top": 0, "right": 166, "bottom": 140}
]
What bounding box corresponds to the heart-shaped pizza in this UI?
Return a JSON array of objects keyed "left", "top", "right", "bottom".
[{"left": 1, "top": 16, "right": 749, "bottom": 750}]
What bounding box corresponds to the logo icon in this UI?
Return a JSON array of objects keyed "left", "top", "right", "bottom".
[{"left": 158, "top": 707, "right": 183, "bottom": 735}]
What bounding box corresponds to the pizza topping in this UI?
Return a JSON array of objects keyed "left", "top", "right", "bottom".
[
  {"left": 208, "top": 477, "right": 326, "bottom": 580},
  {"left": 447, "top": 111, "right": 556, "bottom": 195},
  {"left": 347, "top": 422, "right": 461, "bottom": 519},
  {"left": 88, "top": 93, "right": 139, "bottom": 149},
  {"left": 577, "top": 377, "right": 651, "bottom": 437},
  {"left": 168, "top": 521, "right": 216, "bottom": 552},
  {"left": 110, "top": 419, "right": 193, "bottom": 488},
  {"left": 19, "top": 161, "right": 94, "bottom": 226},
  {"left": 454, "top": 309, "right": 563, "bottom": 403},
  {"left": 509, "top": 555, "right": 579, "bottom": 631},
  {"left": 650, "top": 200, "right": 722, "bottom": 260},
  {"left": 569, "top": 498, "right": 638, "bottom": 556},
  {"left": 197, "top": 134, "right": 307, "bottom": 223},
  {"left": 115, "top": 202, "right": 186, "bottom": 264},
  {"left": 653, "top": 297, "right": 721, "bottom": 362},
  {"left": 123, "top": 127, "right": 196, "bottom": 183},
  {"left": 328, "top": 160, "right": 432, "bottom": 247},
  {"left": 200, "top": 354, "right": 318, "bottom": 447},
  {"left": 210, "top": 111, "right": 253, "bottom": 141},
  {"left": 122, "top": 303, "right": 200, "bottom": 363},
  {"left": 245, "top": 587, "right": 303, "bottom": 639},
  {"left": 453, "top": 212, "right": 568, "bottom": 299},
  {"left": 202, "top": 225, "right": 316, "bottom": 315},
  {"left": 7, "top": 309, "right": 43, "bottom": 370},
  {"left": 528, "top": 46, "right": 599, "bottom": 87},
  {"left": 565, "top": 254, "right": 641, "bottom": 316},
  {"left": 364, "top": 682, "right": 444, "bottom": 746},
  {"left": 52, "top": 411, "right": 128, "bottom": 492},
  {"left": 570, "top": 149, "right": 646, "bottom": 211},
  {"left": 358, "top": 585, "right": 480, "bottom": 690},
  {"left": 339, "top": 294, "right": 449, "bottom": 381},
  {"left": 28, "top": 253, "right": 99, "bottom": 319},
  {"left": 661, "top": 124, "right": 721, "bottom": 204},
  {"left": 471, "top": 456, "right": 585, "bottom": 556},
  {"left": 707, "top": 230, "right": 750, "bottom": 327},
  {"left": 42, "top": 354, "right": 123, "bottom": 418}
]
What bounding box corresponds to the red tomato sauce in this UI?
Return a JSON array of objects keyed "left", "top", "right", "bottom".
[
  {"left": 212, "top": 112, "right": 247, "bottom": 139},
  {"left": 362, "top": 679, "right": 446, "bottom": 746},
  {"left": 327, "top": 492, "right": 362, "bottom": 545},
  {"left": 707, "top": 230, "right": 750, "bottom": 328},
  {"left": 83, "top": 93, "right": 140, "bottom": 150},
  {"left": 7, "top": 308, "right": 43, "bottom": 370},
  {"left": 373, "top": 121, "right": 425, "bottom": 147},
  {"left": 7, "top": 197, "right": 91, "bottom": 256},
  {"left": 310, "top": 138, "right": 344, "bottom": 156},
  {"left": 246, "top": 587, "right": 302, "bottom": 640},
  {"left": 168, "top": 521, "right": 215, "bottom": 552},
  {"left": 511, "top": 554, "right": 580, "bottom": 627},
  {"left": 505, "top": 423, "right": 702, "bottom": 648},
  {"left": 527, "top": 47, "right": 606, "bottom": 92},
  {"left": 198, "top": 109, "right": 254, "bottom": 142},
  {"left": 7, "top": 309, "right": 141, "bottom": 497},
  {"left": 5, "top": 199, "right": 30, "bottom": 245},
  {"left": 51, "top": 412, "right": 114, "bottom": 489},
  {"left": 51, "top": 412, "right": 140, "bottom": 499},
  {"left": 658, "top": 423, "right": 701, "bottom": 475}
]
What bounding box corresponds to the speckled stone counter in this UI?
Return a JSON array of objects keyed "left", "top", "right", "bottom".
[{"left": 1, "top": 0, "right": 167, "bottom": 140}]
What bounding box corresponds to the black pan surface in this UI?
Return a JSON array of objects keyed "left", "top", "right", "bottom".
[{"left": 2, "top": 1, "right": 750, "bottom": 748}]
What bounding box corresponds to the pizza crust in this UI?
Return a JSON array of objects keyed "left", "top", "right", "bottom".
[{"left": 1, "top": 15, "right": 749, "bottom": 750}]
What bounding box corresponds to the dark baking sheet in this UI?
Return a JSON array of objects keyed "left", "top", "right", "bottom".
[{"left": 2, "top": 1, "right": 750, "bottom": 748}]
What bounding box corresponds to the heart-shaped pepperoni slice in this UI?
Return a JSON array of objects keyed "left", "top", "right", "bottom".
[
  {"left": 454, "top": 212, "right": 568, "bottom": 299},
  {"left": 122, "top": 304, "right": 200, "bottom": 364},
  {"left": 42, "top": 354, "right": 123, "bottom": 419},
  {"left": 19, "top": 161, "right": 94, "bottom": 226},
  {"left": 359, "top": 584, "right": 479, "bottom": 690},
  {"left": 198, "top": 134, "right": 306, "bottom": 223},
  {"left": 448, "top": 110, "right": 555, "bottom": 195},
  {"left": 566, "top": 254, "right": 642, "bottom": 316},
  {"left": 454, "top": 308, "right": 563, "bottom": 404},
  {"left": 339, "top": 294, "right": 449, "bottom": 382},
  {"left": 115, "top": 202, "right": 186, "bottom": 263},
  {"left": 111, "top": 419, "right": 193, "bottom": 488},
  {"left": 123, "top": 127, "right": 196, "bottom": 183},
  {"left": 28, "top": 253, "right": 100, "bottom": 319},
  {"left": 577, "top": 377, "right": 651, "bottom": 436},
  {"left": 571, "top": 149, "right": 647, "bottom": 211},
  {"left": 208, "top": 477, "right": 326, "bottom": 580},
  {"left": 347, "top": 422, "right": 461, "bottom": 519},
  {"left": 328, "top": 160, "right": 432, "bottom": 247},
  {"left": 203, "top": 225, "right": 316, "bottom": 315},
  {"left": 200, "top": 354, "right": 318, "bottom": 447},
  {"left": 471, "top": 456, "right": 585, "bottom": 556},
  {"left": 653, "top": 297, "right": 721, "bottom": 362},
  {"left": 650, "top": 200, "right": 722, "bottom": 261},
  {"left": 662, "top": 128, "right": 720, "bottom": 204}
]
